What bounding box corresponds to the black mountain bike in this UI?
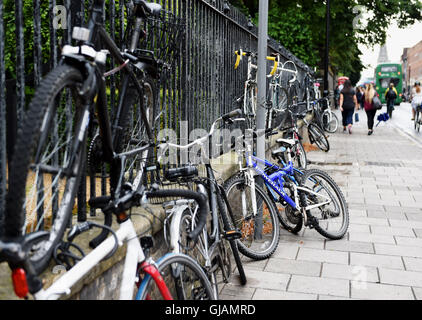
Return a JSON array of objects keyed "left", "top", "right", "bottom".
[
  {"left": 157, "top": 110, "right": 249, "bottom": 291},
  {"left": 3, "top": 0, "right": 183, "bottom": 275}
]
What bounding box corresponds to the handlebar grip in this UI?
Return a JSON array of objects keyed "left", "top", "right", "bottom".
[
  {"left": 146, "top": 189, "right": 209, "bottom": 243},
  {"left": 269, "top": 59, "right": 278, "bottom": 76},
  {"left": 234, "top": 51, "right": 241, "bottom": 69},
  {"left": 221, "top": 108, "right": 242, "bottom": 122}
]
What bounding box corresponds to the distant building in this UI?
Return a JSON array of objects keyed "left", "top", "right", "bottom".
[{"left": 401, "top": 41, "right": 422, "bottom": 93}]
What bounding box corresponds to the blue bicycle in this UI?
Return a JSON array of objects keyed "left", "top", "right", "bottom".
[{"left": 224, "top": 127, "right": 349, "bottom": 240}]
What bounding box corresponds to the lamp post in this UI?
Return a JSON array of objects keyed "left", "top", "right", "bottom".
[{"left": 324, "top": 0, "right": 331, "bottom": 97}]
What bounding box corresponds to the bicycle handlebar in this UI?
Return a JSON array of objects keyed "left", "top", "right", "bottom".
[
  {"left": 146, "top": 189, "right": 209, "bottom": 242},
  {"left": 234, "top": 50, "right": 281, "bottom": 77},
  {"left": 221, "top": 108, "right": 243, "bottom": 122},
  {"left": 158, "top": 109, "right": 244, "bottom": 156}
]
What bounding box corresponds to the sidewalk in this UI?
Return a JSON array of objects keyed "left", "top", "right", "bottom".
[{"left": 220, "top": 110, "right": 422, "bottom": 300}]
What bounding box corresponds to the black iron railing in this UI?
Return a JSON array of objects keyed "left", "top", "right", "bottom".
[{"left": 0, "top": 0, "right": 310, "bottom": 228}]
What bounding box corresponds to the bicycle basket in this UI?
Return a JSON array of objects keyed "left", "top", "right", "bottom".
[{"left": 139, "top": 10, "right": 185, "bottom": 72}]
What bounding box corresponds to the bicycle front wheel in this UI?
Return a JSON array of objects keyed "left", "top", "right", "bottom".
[
  {"left": 299, "top": 169, "right": 349, "bottom": 240},
  {"left": 5, "top": 65, "right": 87, "bottom": 274},
  {"left": 322, "top": 110, "right": 339, "bottom": 133},
  {"left": 308, "top": 123, "right": 330, "bottom": 152},
  {"left": 136, "top": 253, "right": 215, "bottom": 300},
  {"left": 223, "top": 175, "right": 280, "bottom": 260}
]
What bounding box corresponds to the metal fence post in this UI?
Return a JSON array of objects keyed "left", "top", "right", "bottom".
[
  {"left": 255, "top": 0, "right": 269, "bottom": 240},
  {"left": 0, "top": 1, "right": 6, "bottom": 229}
]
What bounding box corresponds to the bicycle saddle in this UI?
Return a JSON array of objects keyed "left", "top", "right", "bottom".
[
  {"left": 134, "top": 0, "right": 162, "bottom": 16},
  {"left": 271, "top": 147, "right": 287, "bottom": 157},
  {"left": 276, "top": 138, "right": 296, "bottom": 147}
]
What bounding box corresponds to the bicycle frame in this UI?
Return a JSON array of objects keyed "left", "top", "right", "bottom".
[
  {"left": 33, "top": 218, "right": 153, "bottom": 300},
  {"left": 61, "top": 0, "right": 154, "bottom": 187},
  {"left": 238, "top": 142, "right": 332, "bottom": 224}
]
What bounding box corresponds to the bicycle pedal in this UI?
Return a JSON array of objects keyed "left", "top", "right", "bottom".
[{"left": 223, "top": 229, "right": 242, "bottom": 240}]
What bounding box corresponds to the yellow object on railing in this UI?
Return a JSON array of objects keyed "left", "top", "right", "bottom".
[
  {"left": 266, "top": 56, "right": 278, "bottom": 76},
  {"left": 234, "top": 50, "right": 246, "bottom": 69}
]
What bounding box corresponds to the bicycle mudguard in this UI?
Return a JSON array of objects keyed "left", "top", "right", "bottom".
[{"left": 136, "top": 258, "right": 174, "bottom": 300}]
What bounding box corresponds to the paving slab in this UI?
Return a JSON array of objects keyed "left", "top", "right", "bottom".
[
  {"left": 350, "top": 252, "right": 405, "bottom": 270},
  {"left": 252, "top": 289, "right": 317, "bottom": 300},
  {"left": 219, "top": 109, "right": 422, "bottom": 300},
  {"left": 288, "top": 275, "right": 349, "bottom": 297}
]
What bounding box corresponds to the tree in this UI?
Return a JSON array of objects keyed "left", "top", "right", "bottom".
[{"left": 231, "top": 0, "right": 422, "bottom": 84}]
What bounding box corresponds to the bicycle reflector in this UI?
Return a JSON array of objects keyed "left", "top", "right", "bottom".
[{"left": 12, "top": 268, "right": 29, "bottom": 298}]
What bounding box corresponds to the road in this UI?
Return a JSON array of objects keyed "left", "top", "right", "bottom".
[{"left": 388, "top": 102, "right": 422, "bottom": 146}]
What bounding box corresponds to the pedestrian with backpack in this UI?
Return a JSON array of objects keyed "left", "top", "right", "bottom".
[{"left": 385, "top": 82, "right": 398, "bottom": 118}]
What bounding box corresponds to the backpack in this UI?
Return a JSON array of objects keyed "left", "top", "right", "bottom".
[{"left": 387, "top": 88, "right": 397, "bottom": 100}]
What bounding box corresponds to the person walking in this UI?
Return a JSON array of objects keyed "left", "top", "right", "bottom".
[
  {"left": 385, "top": 82, "right": 398, "bottom": 119},
  {"left": 334, "top": 85, "right": 340, "bottom": 109},
  {"left": 411, "top": 82, "right": 422, "bottom": 121},
  {"left": 364, "top": 83, "right": 379, "bottom": 136},
  {"left": 356, "top": 86, "right": 364, "bottom": 110},
  {"left": 339, "top": 80, "right": 359, "bottom": 134}
]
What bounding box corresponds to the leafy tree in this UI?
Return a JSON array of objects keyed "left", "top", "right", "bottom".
[{"left": 231, "top": 0, "right": 422, "bottom": 85}]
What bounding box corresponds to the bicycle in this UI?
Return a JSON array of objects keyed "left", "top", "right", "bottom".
[
  {"left": 227, "top": 120, "right": 349, "bottom": 239},
  {"left": 233, "top": 49, "right": 279, "bottom": 131},
  {"left": 0, "top": 0, "right": 216, "bottom": 300},
  {"left": 0, "top": 183, "right": 216, "bottom": 300},
  {"left": 266, "top": 57, "right": 300, "bottom": 131},
  {"left": 157, "top": 110, "right": 249, "bottom": 292},
  {"left": 414, "top": 104, "right": 422, "bottom": 132},
  {"left": 312, "top": 97, "right": 339, "bottom": 134},
  {"left": 292, "top": 102, "right": 330, "bottom": 153}
]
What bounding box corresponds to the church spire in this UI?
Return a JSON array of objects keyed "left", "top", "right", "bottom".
[{"left": 377, "top": 45, "right": 389, "bottom": 64}]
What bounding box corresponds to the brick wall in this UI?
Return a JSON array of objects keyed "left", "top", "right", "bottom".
[{"left": 407, "top": 41, "right": 422, "bottom": 85}]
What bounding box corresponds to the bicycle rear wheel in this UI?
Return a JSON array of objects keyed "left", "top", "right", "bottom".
[
  {"left": 5, "top": 65, "right": 87, "bottom": 274},
  {"left": 415, "top": 107, "right": 421, "bottom": 132},
  {"left": 136, "top": 253, "right": 215, "bottom": 300},
  {"left": 112, "top": 75, "right": 157, "bottom": 187},
  {"left": 223, "top": 175, "right": 280, "bottom": 260},
  {"left": 269, "top": 87, "right": 289, "bottom": 129},
  {"left": 299, "top": 169, "right": 349, "bottom": 239}
]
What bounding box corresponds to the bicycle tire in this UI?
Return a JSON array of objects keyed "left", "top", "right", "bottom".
[
  {"left": 5, "top": 65, "right": 86, "bottom": 274},
  {"left": 216, "top": 187, "right": 247, "bottom": 285},
  {"left": 299, "top": 169, "right": 349, "bottom": 240},
  {"left": 223, "top": 175, "right": 280, "bottom": 261},
  {"left": 136, "top": 253, "right": 215, "bottom": 300},
  {"left": 288, "top": 81, "right": 300, "bottom": 108},
  {"left": 308, "top": 123, "right": 330, "bottom": 152},
  {"left": 293, "top": 140, "right": 307, "bottom": 170},
  {"left": 322, "top": 110, "right": 339, "bottom": 133},
  {"left": 169, "top": 206, "right": 222, "bottom": 298},
  {"left": 269, "top": 87, "right": 289, "bottom": 130},
  {"left": 113, "top": 75, "right": 157, "bottom": 186}
]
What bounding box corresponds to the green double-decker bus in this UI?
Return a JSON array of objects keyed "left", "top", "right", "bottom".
[{"left": 375, "top": 63, "right": 403, "bottom": 105}]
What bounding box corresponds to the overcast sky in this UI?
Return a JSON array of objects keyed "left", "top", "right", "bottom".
[{"left": 359, "top": 21, "right": 422, "bottom": 81}]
